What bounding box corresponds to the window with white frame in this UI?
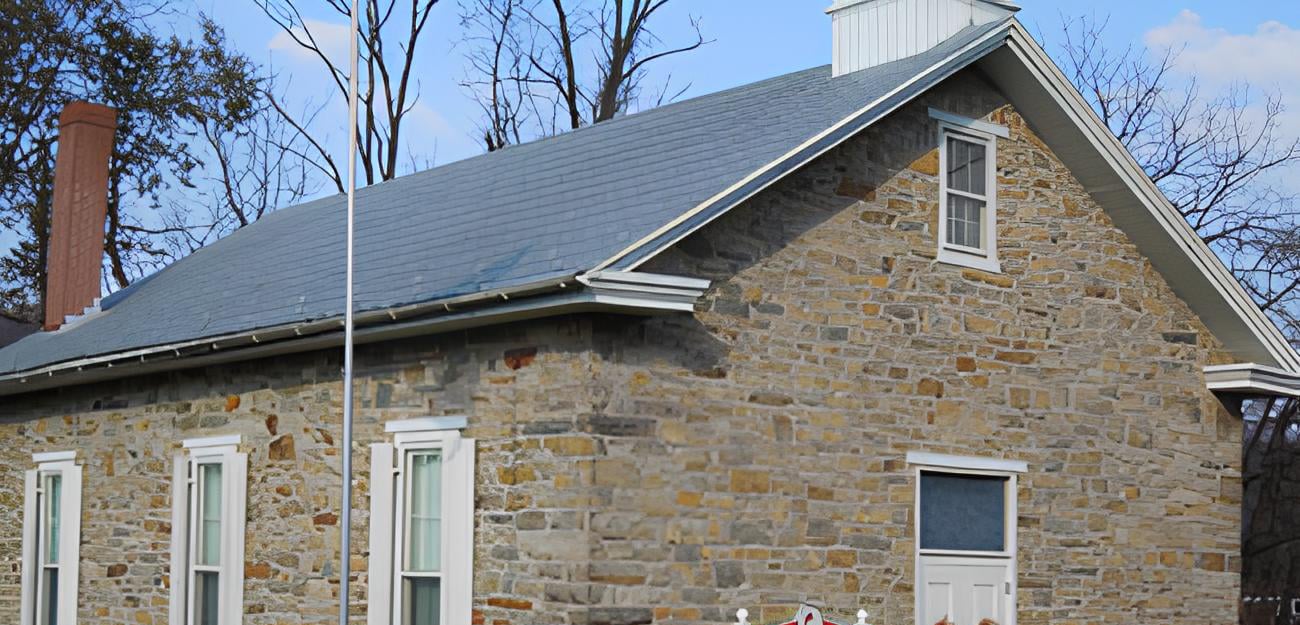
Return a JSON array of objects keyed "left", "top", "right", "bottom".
[
  {"left": 909, "top": 451, "right": 1024, "bottom": 625},
  {"left": 932, "top": 108, "right": 1007, "bottom": 274},
  {"left": 21, "top": 451, "right": 82, "bottom": 625},
  {"left": 169, "top": 436, "right": 247, "bottom": 625},
  {"left": 368, "top": 417, "right": 475, "bottom": 625}
]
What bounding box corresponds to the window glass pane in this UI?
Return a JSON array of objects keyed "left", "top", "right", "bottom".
[
  {"left": 947, "top": 136, "right": 986, "bottom": 196},
  {"left": 199, "top": 463, "right": 223, "bottom": 566},
  {"left": 946, "top": 195, "right": 984, "bottom": 249},
  {"left": 403, "top": 577, "right": 441, "bottom": 625},
  {"left": 195, "top": 570, "right": 220, "bottom": 625},
  {"left": 39, "top": 567, "right": 57, "bottom": 625},
  {"left": 45, "top": 474, "right": 61, "bottom": 565},
  {"left": 407, "top": 452, "right": 442, "bottom": 572},
  {"left": 919, "top": 472, "right": 1007, "bottom": 552}
]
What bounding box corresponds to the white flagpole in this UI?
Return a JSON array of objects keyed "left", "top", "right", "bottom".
[{"left": 340, "top": 0, "right": 361, "bottom": 623}]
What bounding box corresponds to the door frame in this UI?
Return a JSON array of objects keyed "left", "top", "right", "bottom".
[{"left": 908, "top": 452, "right": 1026, "bottom": 625}]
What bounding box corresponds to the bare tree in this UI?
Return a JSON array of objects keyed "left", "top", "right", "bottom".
[
  {"left": 0, "top": 2, "right": 271, "bottom": 316},
  {"left": 459, "top": 0, "right": 530, "bottom": 151},
  {"left": 1058, "top": 16, "right": 1300, "bottom": 340},
  {"left": 459, "top": 0, "right": 707, "bottom": 151},
  {"left": 254, "top": 0, "right": 441, "bottom": 190}
]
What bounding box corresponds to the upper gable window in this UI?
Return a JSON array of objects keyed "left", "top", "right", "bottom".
[{"left": 931, "top": 108, "right": 1006, "bottom": 274}]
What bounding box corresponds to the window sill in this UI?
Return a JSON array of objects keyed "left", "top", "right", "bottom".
[{"left": 938, "top": 248, "right": 1001, "bottom": 274}]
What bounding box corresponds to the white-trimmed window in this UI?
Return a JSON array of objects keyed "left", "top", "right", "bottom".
[
  {"left": 368, "top": 417, "right": 475, "bottom": 625},
  {"left": 932, "top": 108, "right": 1006, "bottom": 273},
  {"left": 21, "top": 451, "right": 82, "bottom": 625},
  {"left": 170, "top": 436, "right": 247, "bottom": 625},
  {"left": 909, "top": 452, "right": 1024, "bottom": 625}
]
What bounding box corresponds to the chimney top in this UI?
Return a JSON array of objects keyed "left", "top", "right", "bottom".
[
  {"left": 829, "top": 0, "right": 1018, "bottom": 77},
  {"left": 59, "top": 101, "right": 118, "bottom": 130}
]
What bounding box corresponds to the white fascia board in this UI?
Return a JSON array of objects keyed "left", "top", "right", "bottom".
[
  {"left": 907, "top": 451, "right": 1028, "bottom": 474},
  {"left": 1205, "top": 363, "right": 1300, "bottom": 398},
  {"left": 0, "top": 272, "right": 709, "bottom": 396},
  {"left": 999, "top": 23, "right": 1300, "bottom": 373}
]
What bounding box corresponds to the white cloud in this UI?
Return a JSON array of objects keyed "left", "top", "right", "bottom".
[
  {"left": 1144, "top": 10, "right": 1300, "bottom": 89},
  {"left": 267, "top": 18, "right": 352, "bottom": 68}
]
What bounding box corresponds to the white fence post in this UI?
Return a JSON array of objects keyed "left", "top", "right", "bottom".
[{"left": 736, "top": 608, "right": 750, "bottom": 625}]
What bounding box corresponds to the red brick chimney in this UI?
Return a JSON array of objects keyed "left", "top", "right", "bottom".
[{"left": 44, "top": 101, "right": 117, "bottom": 331}]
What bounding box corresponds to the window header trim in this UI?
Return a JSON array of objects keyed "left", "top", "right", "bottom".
[
  {"left": 32, "top": 451, "right": 77, "bottom": 465},
  {"left": 907, "top": 451, "right": 1027, "bottom": 474},
  {"left": 385, "top": 416, "right": 468, "bottom": 434},
  {"left": 929, "top": 107, "right": 1009, "bottom": 139},
  {"left": 183, "top": 434, "right": 242, "bottom": 450}
]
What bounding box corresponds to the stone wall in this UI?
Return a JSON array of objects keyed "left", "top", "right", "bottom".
[{"left": 0, "top": 66, "right": 1242, "bottom": 625}]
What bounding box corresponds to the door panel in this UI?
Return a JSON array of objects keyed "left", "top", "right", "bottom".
[
  {"left": 918, "top": 559, "right": 1011, "bottom": 625},
  {"left": 923, "top": 581, "right": 954, "bottom": 623}
]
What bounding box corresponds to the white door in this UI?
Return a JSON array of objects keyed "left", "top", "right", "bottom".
[{"left": 918, "top": 557, "right": 1012, "bottom": 625}]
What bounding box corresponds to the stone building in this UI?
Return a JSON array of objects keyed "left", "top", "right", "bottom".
[{"left": 1, "top": 2, "right": 1297, "bottom": 625}]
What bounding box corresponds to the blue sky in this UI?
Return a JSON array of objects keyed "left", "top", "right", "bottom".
[{"left": 183, "top": 0, "right": 1300, "bottom": 169}]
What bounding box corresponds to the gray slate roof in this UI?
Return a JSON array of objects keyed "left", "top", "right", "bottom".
[{"left": 0, "top": 22, "right": 1007, "bottom": 376}]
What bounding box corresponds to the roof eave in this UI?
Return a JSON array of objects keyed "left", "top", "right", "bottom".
[
  {"left": 0, "top": 270, "right": 709, "bottom": 397},
  {"left": 1205, "top": 363, "right": 1300, "bottom": 398}
]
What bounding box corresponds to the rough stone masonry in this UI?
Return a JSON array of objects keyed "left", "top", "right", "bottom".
[{"left": 0, "top": 66, "right": 1240, "bottom": 625}]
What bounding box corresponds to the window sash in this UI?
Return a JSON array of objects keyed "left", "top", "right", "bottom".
[
  {"left": 403, "top": 451, "right": 443, "bottom": 575},
  {"left": 946, "top": 136, "right": 988, "bottom": 196}
]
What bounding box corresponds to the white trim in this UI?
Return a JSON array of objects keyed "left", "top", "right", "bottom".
[
  {"left": 19, "top": 470, "right": 37, "bottom": 625},
  {"left": 32, "top": 451, "right": 77, "bottom": 464},
  {"left": 929, "top": 107, "right": 1009, "bottom": 138},
  {"left": 937, "top": 121, "right": 1002, "bottom": 273},
  {"left": 1204, "top": 363, "right": 1300, "bottom": 397},
  {"left": 907, "top": 451, "right": 1027, "bottom": 474},
  {"left": 366, "top": 444, "right": 396, "bottom": 625},
  {"left": 183, "top": 434, "right": 242, "bottom": 450},
  {"left": 384, "top": 416, "right": 468, "bottom": 434}
]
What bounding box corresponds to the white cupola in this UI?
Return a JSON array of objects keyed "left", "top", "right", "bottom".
[{"left": 828, "top": 0, "right": 1019, "bottom": 77}]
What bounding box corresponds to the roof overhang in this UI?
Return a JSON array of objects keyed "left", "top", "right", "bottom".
[
  {"left": 0, "top": 271, "right": 709, "bottom": 397},
  {"left": 978, "top": 22, "right": 1300, "bottom": 372},
  {"left": 1205, "top": 364, "right": 1300, "bottom": 398},
  {"left": 598, "top": 18, "right": 1300, "bottom": 375}
]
